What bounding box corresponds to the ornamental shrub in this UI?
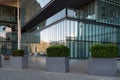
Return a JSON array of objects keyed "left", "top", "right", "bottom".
[
  {"left": 12, "top": 50, "right": 25, "bottom": 57},
  {"left": 90, "top": 44, "right": 119, "bottom": 58},
  {"left": 46, "top": 45, "right": 70, "bottom": 57}
]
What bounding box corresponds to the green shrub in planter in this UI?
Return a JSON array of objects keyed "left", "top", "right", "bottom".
[
  {"left": 47, "top": 45, "right": 70, "bottom": 57},
  {"left": 12, "top": 50, "right": 24, "bottom": 57},
  {"left": 90, "top": 44, "right": 119, "bottom": 58}
]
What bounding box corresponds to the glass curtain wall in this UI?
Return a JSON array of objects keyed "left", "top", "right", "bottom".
[
  {"left": 21, "top": 0, "right": 120, "bottom": 58},
  {"left": 20, "top": 0, "right": 52, "bottom": 53},
  {"left": 39, "top": 9, "right": 66, "bottom": 28},
  {"left": 0, "top": 25, "right": 17, "bottom": 55},
  {"left": 67, "top": 1, "right": 96, "bottom": 20},
  {"left": 40, "top": 19, "right": 120, "bottom": 58},
  {"left": 21, "top": 8, "right": 66, "bottom": 54},
  {"left": 21, "top": 28, "right": 40, "bottom": 54},
  {"left": 22, "top": 30, "right": 40, "bottom": 43},
  {"left": 0, "top": 5, "right": 17, "bottom": 55},
  {"left": 67, "top": 0, "right": 120, "bottom": 26},
  {"left": 96, "top": 0, "right": 120, "bottom": 25},
  {"left": 20, "top": 0, "right": 51, "bottom": 27},
  {"left": 0, "top": 5, "right": 17, "bottom": 23}
]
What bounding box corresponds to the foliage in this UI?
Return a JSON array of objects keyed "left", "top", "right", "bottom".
[
  {"left": 12, "top": 50, "right": 25, "bottom": 57},
  {"left": 90, "top": 44, "right": 119, "bottom": 58},
  {"left": 47, "top": 45, "right": 70, "bottom": 57}
]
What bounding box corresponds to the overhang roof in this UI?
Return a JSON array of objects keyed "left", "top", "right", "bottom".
[
  {"left": 0, "top": 0, "right": 17, "bottom": 7},
  {"left": 22, "top": 0, "right": 92, "bottom": 33}
]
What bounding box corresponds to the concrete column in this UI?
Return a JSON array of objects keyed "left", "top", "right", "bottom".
[{"left": 17, "top": 0, "right": 21, "bottom": 50}]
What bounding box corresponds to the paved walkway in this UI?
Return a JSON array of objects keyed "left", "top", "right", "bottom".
[{"left": 0, "top": 56, "right": 120, "bottom": 80}]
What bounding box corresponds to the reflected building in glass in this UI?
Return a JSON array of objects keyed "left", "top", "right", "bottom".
[
  {"left": 21, "top": 0, "right": 120, "bottom": 58},
  {"left": 0, "top": 4, "right": 17, "bottom": 55}
]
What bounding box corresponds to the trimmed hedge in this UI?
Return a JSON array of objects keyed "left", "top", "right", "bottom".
[
  {"left": 90, "top": 44, "right": 119, "bottom": 58},
  {"left": 47, "top": 45, "right": 70, "bottom": 57},
  {"left": 12, "top": 50, "right": 25, "bottom": 57}
]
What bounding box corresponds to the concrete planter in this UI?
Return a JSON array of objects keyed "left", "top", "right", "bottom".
[
  {"left": 11, "top": 56, "right": 28, "bottom": 69},
  {"left": 46, "top": 57, "right": 69, "bottom": 73},
  {"left": 88, "top": 58, "right": 117, "bottom": 76}
]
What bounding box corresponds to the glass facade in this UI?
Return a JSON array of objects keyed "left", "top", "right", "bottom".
[
  {"left": 67, "top": 0, "right": 120, "bottom": 26},
  {"left": 0, "top": 25, "right": 17, "bottom": 55},
  {"left": 40, "top": 19, "right": 120, "bottom": 58},
  {"left": 67, "top": 1, "right": 96, "bottom": 20},
  {"left": 21, "top": 26, "right": 40, "bottom": 54},
  {"left": 39, "top": 9, "right": 66, "bottom": 28},
  {"left": 21, "top": 30, "right": 40, "bottom": 43},
  {"left": 21, "top": 0, "right": 120, "bottom": 58},
  {"left": 0, "top": 5, "right": 17, "bottom": 23},
  {"left": 96, "top": 0, "right": 120, "bottom": 25},
  {"left": 20, "top": 0, "right": 51, "bottom": 27},
  {"left": 0, "top": 5, "right": 17, "bottom": 55}
]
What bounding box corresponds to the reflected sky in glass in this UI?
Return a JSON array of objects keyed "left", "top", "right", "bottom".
[
  {"left": 36, "top": 0, "right": 51, "bottom": 8},
  {"left": 0, "top": 26, "right": 6, "bottom": 38},
  {"left": 0, "top": 26, "right": 4, "bottom": 32}
]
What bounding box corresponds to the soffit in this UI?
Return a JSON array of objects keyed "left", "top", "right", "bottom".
[{"left": 0, "top": 0, "right": 17, "bottom": 7}]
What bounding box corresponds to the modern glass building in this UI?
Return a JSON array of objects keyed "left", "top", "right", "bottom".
[
  {"left": 0, "top": 0, "right": 120, "bottom": 58},
  {"left": 20, "top": 0, "right": 120, "bottom": 58},
  {"left": 0, "top": 4, "right": 17, "bottom": 55}
]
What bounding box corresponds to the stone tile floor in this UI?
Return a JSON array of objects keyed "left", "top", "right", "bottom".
[{"left": 0, "top": 56, "right": 120, "bottom": 80}]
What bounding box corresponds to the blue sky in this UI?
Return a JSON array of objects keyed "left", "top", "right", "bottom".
[{"left": 36, "top": 0, "right": 51, "bottom": 8}]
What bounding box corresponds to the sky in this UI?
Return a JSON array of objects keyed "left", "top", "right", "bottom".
[{"left": 36, "top": 0, "right": 51, "bottom": 8}]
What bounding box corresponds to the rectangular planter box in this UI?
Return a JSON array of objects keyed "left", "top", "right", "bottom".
[
  {"left": 88, "top": 58, "right": 117, "bottom": 76},
  {"left": 46, "top": 57, "right": 69, "bottom": 73},
  {"left": 11, "top": 56, "right": 28, "bottom": 69}
]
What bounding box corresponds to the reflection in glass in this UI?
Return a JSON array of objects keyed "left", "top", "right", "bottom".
[
  {"left": 21, "top": 0, "right": 120, "bottom": 58},
  {"left": 36, "top": 0, "right": 51, "bottom": 8}
]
